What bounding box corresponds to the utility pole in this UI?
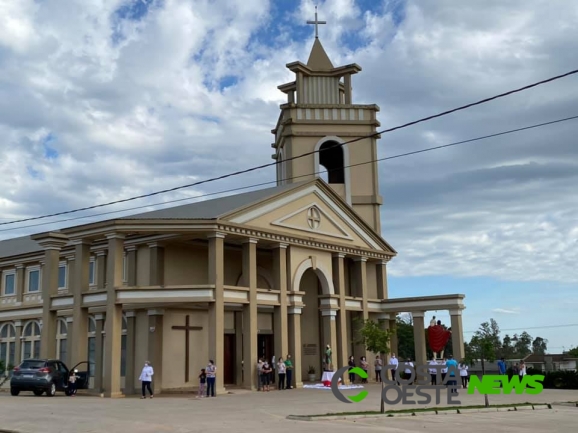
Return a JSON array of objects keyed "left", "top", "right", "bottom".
[{"left": 481, "top": 344, "right": 489, "bottom": 407}]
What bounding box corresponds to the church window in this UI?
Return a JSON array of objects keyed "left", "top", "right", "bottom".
[
  {"left": 2, "top": 271, "right": 15, "bottom": 296},
  {"left": 26, "top": 267, "right": 40, "bottom": 293},
  {"left": 0, "top": 323, "right": 16, "bottom": 372},
  {"left": 22, "top": 320, "right": 41, "bottom": 359},
  {"left": 58, "top": 262, "right": 67, "bottom": 290},
  {"left": 319, "top": 141, "right": 345, "bottom": 184},
  {"left": 89, "top": 259, "right": 96, "bottom": 286},
  {"left": 56, "top": 319, "right": 67, "bottom": 362}
]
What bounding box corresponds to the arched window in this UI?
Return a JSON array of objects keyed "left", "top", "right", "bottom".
[
  {"left": 318, "top": 141, "right": 345, "bottom": 184},
  {"left": 0, "top": 323, "right": 16, "bottom": 372},
  {"left": 56, "top": 319, "right": 68, "bottom": 362},
  {"left": 21, "top": 320, "right": 41, "bottom": 359}
]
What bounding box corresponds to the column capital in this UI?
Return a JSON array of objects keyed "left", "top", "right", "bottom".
[
  {"left": 288, "top": 307, "right": 302, "bottom": 315},
  {"left": 15, "top": 264, "right": 24, "bottom": 270},
  {"left": 65, "top": 255, "right": 75, "bottom": 261},
  {"left": 96, "top": 251, "right": 107, "bottom": 257},
  {"left": 147, "top": 309, "right": 165, "bottom": 316},
  {"left": 105, "top": 233, "right": 126, "bottom": 240},
  {"left": 332, "top": 252, "right": 346, "bottom": 259},
  {"left": 207, "top": 232, "right": 226, "bottom": 239},
  {"left": 411, "top": 311, "right": 425, "bottom": 319},
  {"left": 69, "top": 238, "right": 93, "bottom": 246},
  {"left": 353, "top": 256, "right": 368, "bottom": 263},
  {"left": 147, "top": 242, "right": 164, "bottom": 249},
  {"left": 65, "top": 316, "right": 73, "bottom": 323},
  {"left": 125, "top": 245, "right": 137, "bottom": 252},
  {"left": 125, "top": 310, "right": 136, "bottom": 318},
  {"left": 14, "top": 320, "right": 22, "bottom": 328},
  {"left": 273, "top": 242, "right": 288, "bottom": 249},
  {"left": 241, "top": 237, "right": 258, "bottom": 244},
  {"left": 94, "top": 313, "right": 104, "bottom": 321},
  {"left": 30, "top": 232, "right": 69, "bottom": 250},
  {"left": 321, "top": 309, "right": 338, "bottom": 317},
  {"left": 449, "top": 309, "right": 463, "bottom": 316},
  {"left": 376, "top": 313, "right": 390, "bottom": 321}
]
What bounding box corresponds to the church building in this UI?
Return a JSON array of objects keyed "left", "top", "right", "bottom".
[{"left": 0, "top": 23, "right": 465, "bottom": 397}]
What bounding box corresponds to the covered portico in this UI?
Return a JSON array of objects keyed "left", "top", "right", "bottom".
[{"left": 376, "top": 294, "right": 466, "bottom": 365}]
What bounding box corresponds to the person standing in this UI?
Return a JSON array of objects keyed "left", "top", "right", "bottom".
[
  {"left": 284, "top": 355, "right": 293, "bottom": 389},
  {"left": 497, "top": 357, "right": 507, "bottom": 387},
  {"left": 389, "top": 353, "right": 399, "bottom": 383},
  {"left": 139, "top": 361, "right": 154, "bottom": 399},
  {"left": 348, "top": 356, "right": 356, "bottom": 384},
  {"left": 519, "top": 360, "right": 526, "bottom": 379},
  {"left": 458, "top": 361, "right": 469, "bottom": 388},
  {"left": 277, "top": 357, "right": 286, "bottom": 390},
  {"left": 260, "top": 360, "right": 272, "bottom": 392},
  {"left": 206, "top": 360, "right": 216, "bottom": 397},
  {"left": 428, "top": 357, "right": 439, "bottom": 385},
  {"left": 68, "top": 370, "right": 78, "bottom": 396},
  {"left": 374, "top": 355, "right": 383, "bottom": 382},
  {"left": 360, "top": 356, "right": 368, "bottom": 383},
  {"left": 445, "top": 355, "right": 458, "bottom": 393},
  {"left": 197, "top": 368, "right": 207, "bottom": 398}
]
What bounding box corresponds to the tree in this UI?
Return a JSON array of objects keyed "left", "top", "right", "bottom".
[
  {"left": 466, "top": 321, "right": 500, "bottom": 407},
  {"left": 514, "top": 332, "right": 533, "bottom": 358},
  {"left": 500, "top": 334, "right": 515, "bottom": 359},
  {"left": 566, "top": 347, "right": 578, "bottom": 357},
  {"left": 354, "top": 318, "right": 392, "bottom": 413},
  {"left": 395, "top": 315, "right": 415, "bottom": 360},
  {"left": 532, "top": 337, "right": 548, "bottom": 355}
]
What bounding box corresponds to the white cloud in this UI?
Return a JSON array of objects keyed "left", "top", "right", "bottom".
[
  {"left": 491, "top": 308, "right": 521, "bottom": 315},
  {"left": 0, "top": 0, "right": 577, "bottom": 290}
]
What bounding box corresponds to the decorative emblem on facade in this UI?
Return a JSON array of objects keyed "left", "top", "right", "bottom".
[{"left": 307, "top": 206, "right": 321, "bottom": 230}]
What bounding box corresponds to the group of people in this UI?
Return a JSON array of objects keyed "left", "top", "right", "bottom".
[
  {"left": 256, "top": 355, "right": 294, "bottom": 391},
  {"left": 347, "top": 353, "right": 471, "bottom": 391}
]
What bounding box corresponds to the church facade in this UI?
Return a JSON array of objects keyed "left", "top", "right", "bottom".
[{"left": 0, "top": 35, "right": 465, "bottom": 397}]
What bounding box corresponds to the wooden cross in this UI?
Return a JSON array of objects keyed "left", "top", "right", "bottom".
[
  {"left": 307, "top": 5, "right": 326, "bottom": 38},
  {"left": 171, "top": 315, "right": 202, "bottom": 383}
]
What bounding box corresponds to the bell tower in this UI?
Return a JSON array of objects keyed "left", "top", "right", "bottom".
[{"left": 271, "top": 8, "right": 384, "bottom": 233}]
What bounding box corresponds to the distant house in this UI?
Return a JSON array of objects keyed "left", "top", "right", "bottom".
[{"left": 523, "top": 354, "right": 578, "bottom": 372}]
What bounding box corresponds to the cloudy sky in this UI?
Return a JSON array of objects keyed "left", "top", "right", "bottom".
[{"left": 1, "top": 0, "right": 577, "bottom": 353}]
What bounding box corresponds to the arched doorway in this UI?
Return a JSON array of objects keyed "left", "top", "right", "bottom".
[{"left": 299, "top": 269, "right": 323, "bottom": 379}]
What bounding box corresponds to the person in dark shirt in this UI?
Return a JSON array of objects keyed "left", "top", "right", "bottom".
[{"left": 197, "top": 368, "right": 206, "bottom": 398}]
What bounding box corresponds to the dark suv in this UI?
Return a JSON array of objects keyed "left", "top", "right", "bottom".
[{"left": 10, "top": 359, "right": 89, "bottom": 397}]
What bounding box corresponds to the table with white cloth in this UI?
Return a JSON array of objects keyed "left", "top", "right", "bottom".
[{"left": 322, "top": 371, "right": 335, "bottom": 382}]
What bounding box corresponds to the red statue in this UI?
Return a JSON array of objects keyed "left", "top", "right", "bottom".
[{"left": 428, "top": 316, "right": 451, "bottom": 358}]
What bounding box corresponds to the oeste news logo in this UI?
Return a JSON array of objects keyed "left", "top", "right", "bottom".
[{"left": 331, "top": 365, "right": 544, "bottom": 405}]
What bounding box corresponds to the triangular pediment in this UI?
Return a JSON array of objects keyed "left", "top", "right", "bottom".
[
  {"left": 221, "top": 181, "right": 396, "bottom": 253},
  {"left": 270, "top": 202, "right": 352, "bottom": 241}
]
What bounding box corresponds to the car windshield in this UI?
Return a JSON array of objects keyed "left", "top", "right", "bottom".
[{"left": 19, "top": 360, "right": 46, "bottom": 369}]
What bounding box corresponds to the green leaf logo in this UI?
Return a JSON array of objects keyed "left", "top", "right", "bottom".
[{"left": 347, "top": 367, "right": 369, "bottom": 402}]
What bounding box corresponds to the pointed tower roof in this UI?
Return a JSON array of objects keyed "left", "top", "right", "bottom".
[{"left": 307, "top": 38, "right": 334, "bottom": 71}]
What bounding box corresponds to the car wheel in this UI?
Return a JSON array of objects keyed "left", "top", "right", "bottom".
[
  {"left": 10, "top": 388, "right": 20, "bottom": 396},
  {"left": 46, "top": 382, "right": 56, "bottom": 397},
  {"left": 33, "top": 390, "right": 44, "bottom": 396}
]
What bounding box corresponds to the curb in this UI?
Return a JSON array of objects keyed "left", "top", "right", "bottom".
[{"left": 287, "top": 404, "right": 553, "bottom": 421}]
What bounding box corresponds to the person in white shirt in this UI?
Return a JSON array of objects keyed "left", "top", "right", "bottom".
[
  {"left": 458, "top": 362, "right": 469, "bottom": 388},
  {"left": 139, "top": 361, "right": 154, "bottom": 399},
  {"left": 519, "top": 361, "right": 527, "bottom": 378},
  {"left": 404, "top": 359, "right": 415, "bottom": 384},
  {"left": 389, "top": 353, "right": 399, "bottom": 383},
  {"left": 206, "top": 360, "right": 217, "bottom": 397},
  {"left": 441, "top": 358, "right": 448, "bottom": 382},
  {"left": 428, "top": 358, "right": 439, "bottom": 385}
]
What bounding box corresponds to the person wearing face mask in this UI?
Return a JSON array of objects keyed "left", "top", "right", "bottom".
[
  {"left": 206, "top": 360, "right": 217, "bottom": 397},
  {"left": 139, "top": 361, "right": 154, "bottom": 399}
]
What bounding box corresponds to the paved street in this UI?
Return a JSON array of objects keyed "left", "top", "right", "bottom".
[{"left": 0, "top": 385, "right": 576, "bottom": 433}]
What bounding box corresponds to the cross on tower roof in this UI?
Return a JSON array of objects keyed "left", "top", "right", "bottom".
[{"left": 306, "top": 5, "right": 326, "bottom": 39}]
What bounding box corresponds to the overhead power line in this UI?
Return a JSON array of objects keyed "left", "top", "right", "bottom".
[
  {"left": 2, "top": 114, "right": 577, "bottom": 234},
  {"left": 1, "top": 67, "right": 578, "bottom": 227}
]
